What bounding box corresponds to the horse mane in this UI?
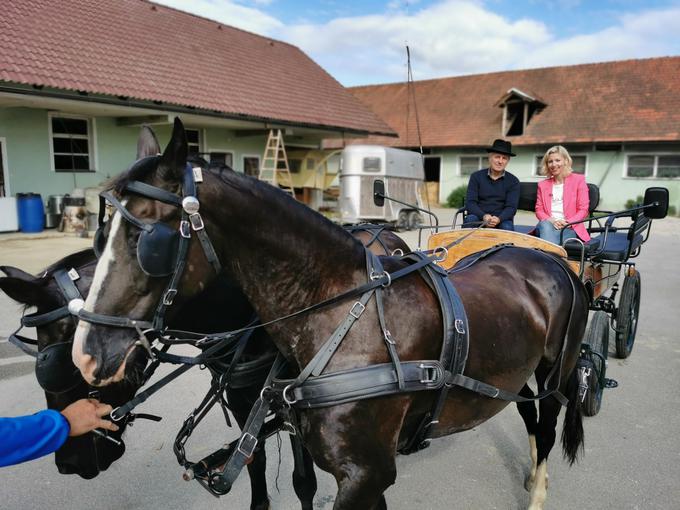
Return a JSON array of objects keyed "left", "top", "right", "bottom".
[
  {"left": 210, "top": 166, "right": 362, "bottom": 251},
  {"left": 40, "top": 248, "right": 96, "bottom": 279}
]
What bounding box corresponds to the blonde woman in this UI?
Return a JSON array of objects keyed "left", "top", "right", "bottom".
[{"left": 535, "top": 146, "right": 590, "bottom": 244}]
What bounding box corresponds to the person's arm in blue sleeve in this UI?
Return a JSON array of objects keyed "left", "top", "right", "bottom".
[
  {"left": 465, "top": 172, "right": 486, "bottom": 218},
  {"left": 0, "top": 410, "right": 69, "bottom": 467},
  {"left": 499, "top": 176, "right": 520, "bottom": 222},
  {"left": 1, "top": 399, "right": 118, "bottom": 468}
]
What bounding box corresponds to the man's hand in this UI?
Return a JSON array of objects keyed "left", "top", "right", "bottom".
[
  {"left": 61, "top": 399, "right": 119, "bottom": 437},
  {"left": 483, "top": 214, "right": 500, "bottom": 227}
]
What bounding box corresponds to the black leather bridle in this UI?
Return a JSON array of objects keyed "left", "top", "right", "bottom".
[{"left": 77, "top": 157, "right": 221, "bottom": 332}]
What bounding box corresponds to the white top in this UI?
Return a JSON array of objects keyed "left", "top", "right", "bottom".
[{"left": 551, "top": 183, "right": 564, "bottom": 220}]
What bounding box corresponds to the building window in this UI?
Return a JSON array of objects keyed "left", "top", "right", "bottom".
[
  {"left": 534, "top": 155, "right": 587, "bottom": 176},
  {"left": 626, "top": 154, "right": 680, "bottom": 178},
  {"left": 243, "top": 156, "right": 260, "bottom": 177},
  {"left": 460, "top": 156, "right": 483, "bottom": 176},
  {"left": 209, "top": 152, "right": 233, "bottom": 168},
  {"left": 186, "top": 129, "right": 201, "bottom": 155},
  {"left": 50, "top": 115, "right": 94, "bottom": 172}
]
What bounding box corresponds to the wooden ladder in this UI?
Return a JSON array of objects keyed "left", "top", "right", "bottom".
[{"left": 259, "top": 129, "right": 296, "bottom": 198}]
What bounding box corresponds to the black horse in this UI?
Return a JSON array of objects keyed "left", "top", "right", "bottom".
[{"left": 72, "top": 118, "right": 589, "bottom": 509}]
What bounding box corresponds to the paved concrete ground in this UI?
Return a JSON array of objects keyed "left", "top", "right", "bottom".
[{"left": 1, "top": 212, "right": 679, "bottom": 509}]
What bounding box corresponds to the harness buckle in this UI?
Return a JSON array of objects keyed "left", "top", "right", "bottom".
[
  {"left": 189, "top": 213, "right": 205, "bottom": 231},
  {"left": 236, "top": 432, "right": 258, "bottom": 458},
  {"left": 349, "top": 301, "right": 366, "bottom": 319},
  {"left": 384, "top": 329, "right": 396, "bottom": 345},
  {"left": 418, "top": 363, "right": 441, "bottom": 384},
  {"left": 180, "top": 220, "right": 191, "bottom": 238},
  {"left": 454, "top": 319, "right": 466, "bottom": 334},
  {"left": 163, "top": 289, "right": 178, "bottom": 305}
]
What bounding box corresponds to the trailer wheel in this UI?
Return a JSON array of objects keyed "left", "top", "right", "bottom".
[
  {"left": 615, "top": 271, "right": 641, "bottom": 358},
  {"left": 407, "top": 211, "right": 423, "bottom": 230},
  {"left": 583, "top": 311, "right": 609, "bottom": 417}
]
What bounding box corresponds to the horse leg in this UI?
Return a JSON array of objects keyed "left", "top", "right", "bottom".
[
  {"left": 527, "top": 394, "right": 562, "bottom": 510},
  {"left": 289, "top": 435, "right": 317, "bottom": 510},
  {"left": 515, "top": 384, "right": 539, "bottom": 491},
  {"left": 331, "top": 460, "right": 395, "bottom": 510}
]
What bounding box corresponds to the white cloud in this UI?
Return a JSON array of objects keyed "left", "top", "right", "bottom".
[
  {"left": 516, "top": 6, "right": 680, "bottom": 70},
  {"left": 155, "top": 0, "right": 282, "bottom": 34},
  {"left": 153, "top": 0, "right": 680, "bottom": 86}
]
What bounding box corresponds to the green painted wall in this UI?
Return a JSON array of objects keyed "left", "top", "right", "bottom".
[
  {"left": 437, "top": 146, "right": 680, "bottom": 214},
  {"left": 0, "top": 108, "right": 326, "bottom": 204}
]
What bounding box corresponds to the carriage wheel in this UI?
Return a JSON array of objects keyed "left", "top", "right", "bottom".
[
  {"left": 615, "top": 271, "right": 641, "bottom": 359},
  {"left": 407, "top": 211, "right": 423, "bottom": 231},
  {"left": 583, "top": 311, "right": 609, "bottom": 417}
]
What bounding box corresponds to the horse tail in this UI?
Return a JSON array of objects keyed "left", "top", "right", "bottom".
[{"left": 560, "top": 366, "right": 584, "bottom": 465}]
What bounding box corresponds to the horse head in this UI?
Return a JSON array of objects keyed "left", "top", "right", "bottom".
[
  {"left": 0, "top": 255, "right": 135, "bottom": 479},
  {"left": 72, "top": 118, "right": 223, "bottom": 386}
]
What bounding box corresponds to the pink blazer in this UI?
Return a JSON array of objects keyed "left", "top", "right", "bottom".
[{"left": 535, "top": 173, "right": 591, "bottom": 241}]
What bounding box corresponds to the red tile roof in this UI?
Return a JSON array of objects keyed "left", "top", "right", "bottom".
[
  {"left": 0, "top": 0, "right": 393, "bottom": 136},
  {"left": 347, "top": 57, "right": 680, "bottom": 147}
]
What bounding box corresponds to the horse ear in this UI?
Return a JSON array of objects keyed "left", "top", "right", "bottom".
[
  {"left": 0, "top": 265, "right": 36, "bottom": 281},
  {"left": 136, "top": 125, "right": 161, "bottom": 159},
  {"left": 158, "top": 117, "right": 188, "bottom": 182},
  {"left": 0, "top": 276, "right": 58, "bottom": 309}
]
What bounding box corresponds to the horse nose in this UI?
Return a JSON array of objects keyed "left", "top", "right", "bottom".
[{"left": 72, "top": 326, "right": 99, "bottom": 385}]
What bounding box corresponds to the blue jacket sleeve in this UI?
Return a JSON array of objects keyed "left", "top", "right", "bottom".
[{"left": 0, "top": 409, "right": 70, "bottom": 467}]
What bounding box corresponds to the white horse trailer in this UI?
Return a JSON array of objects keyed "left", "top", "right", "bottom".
[{"left": 339, "top": 145, "right": 424, "bottom": 229}]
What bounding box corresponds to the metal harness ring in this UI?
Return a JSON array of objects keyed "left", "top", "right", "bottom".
[
  {"left": 433, "top": 246, "right": 449, "bottom": 264},
  {"left": 282, "top": 384, "right": 298, "bottom": 405}
]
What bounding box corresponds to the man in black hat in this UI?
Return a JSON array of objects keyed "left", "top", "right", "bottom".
[{"left": 463, "top": 139, "right": 520, "bottom": 230}]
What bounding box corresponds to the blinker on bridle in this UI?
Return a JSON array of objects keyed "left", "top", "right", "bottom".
[
  {"left": 81, "top": 157, "right": 222, "bottom": 332},
  {"left": 8, "top": 268, "right": 87, "bottom": 394}
]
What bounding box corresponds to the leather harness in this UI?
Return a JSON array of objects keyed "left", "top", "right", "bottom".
[{"left": 33, "top": 160, "right": 579, "bottom": 496}]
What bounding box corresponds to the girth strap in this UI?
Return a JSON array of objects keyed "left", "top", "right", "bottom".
[{"left": 273, "top": 360, "right": 445, "bottom": 408}]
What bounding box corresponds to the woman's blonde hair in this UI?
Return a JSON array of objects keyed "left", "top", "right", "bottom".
[{"left": 540, "top": 145, "right": 572, "bottom": 176}]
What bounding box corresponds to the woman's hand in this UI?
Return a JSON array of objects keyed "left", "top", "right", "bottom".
[{"left": 552, "top": 219, "right": 568, "bottom": 230}]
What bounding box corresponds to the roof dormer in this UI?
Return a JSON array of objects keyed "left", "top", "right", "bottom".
[{"left": 496, "top": 88, "right": 546, "bottom": 136}]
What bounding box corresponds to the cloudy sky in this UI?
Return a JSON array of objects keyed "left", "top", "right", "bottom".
[{"left": 154, "top": 0, "right": 680, "bottom": 86}]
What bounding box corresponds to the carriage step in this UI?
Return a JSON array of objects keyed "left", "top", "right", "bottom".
[{"left": 604, "top": 378, "right": 618, "bottom": 388}]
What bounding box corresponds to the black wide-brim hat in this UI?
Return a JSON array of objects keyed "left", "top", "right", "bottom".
[{"left": 486, "top": 139, "right": 516, "bottom": 157}]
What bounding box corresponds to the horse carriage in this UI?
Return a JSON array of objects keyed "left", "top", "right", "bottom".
[
  {"left": 422, "top": 181, "right": 668, "bottom": 417},
  {"left": 0, "top": 118, "right": 669, "bottom": 510}
]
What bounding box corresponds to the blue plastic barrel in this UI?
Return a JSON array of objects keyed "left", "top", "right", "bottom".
[{"left": 17, "top": 193, "right": 45, "bottom": 233}]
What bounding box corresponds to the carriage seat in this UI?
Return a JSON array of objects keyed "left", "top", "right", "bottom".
[{"left": 585, "top": 213, "right": 650, "bottom": 262}]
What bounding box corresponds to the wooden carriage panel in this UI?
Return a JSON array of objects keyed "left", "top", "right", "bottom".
[{"left": 427, "top": 229, "right": 568, "bottom": 271}]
